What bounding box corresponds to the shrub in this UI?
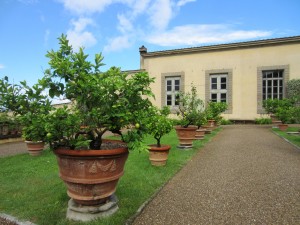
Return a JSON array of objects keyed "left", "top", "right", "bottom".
[
  {"left": 220, "top": 118, "right": 233, "bottom": 125},
  {"left": 287, "top": 79, "right": 300, "bottom": 103},
  {"left": 255, "top": 118, "right": 272, "bottom": 124},
  {"left": 205, "top": 101, "right": 228, "bottom": 124}
]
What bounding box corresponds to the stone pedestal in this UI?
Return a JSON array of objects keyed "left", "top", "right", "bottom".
[{"left": 67, "top": 195, "right": 119, "bottom": 222}]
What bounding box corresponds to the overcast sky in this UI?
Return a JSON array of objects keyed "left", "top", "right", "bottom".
[{"left": 0, "top": 0, "right": 300, "bottom": 86}]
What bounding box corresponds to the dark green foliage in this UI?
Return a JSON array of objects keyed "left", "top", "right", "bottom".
[
  {"left": 205, "top": 101, "right": 228, "bottom": 124},
  {"left": 146, "top": 106, "right": 173, "bottom": 147},
  {"left": 287, "top": 79, "right": 300, "bottom": 103},
  {"left": 0, "top": 77, "right": 52, "bottom": 141},
  {"left": 41, "top": 35, "right": 155, "bottom": 150},
  {"left": 220, "top": 118, "right": 233, "bottom": 125},
  {"left": 255, "top": 117, "right": 272, "bottom": 124},
  {"left": 177, "top": 85, "right": 205, "bottom": 128}
]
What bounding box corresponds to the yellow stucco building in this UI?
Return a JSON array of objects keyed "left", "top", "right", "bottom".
[{"left": 138, "top": 36, "right": 300, "bottom": 121}]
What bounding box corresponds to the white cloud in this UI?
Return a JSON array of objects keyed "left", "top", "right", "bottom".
[
  {"left": 66, "top": 17, "right": 97, "bottom": 50},
  {"left": 131, "top": 0, "right": 151, "bottom": 17},
  {"left": 117, "top": 14, "right": 134, "bottom": 33},
  {"left": 177, "top": 0, "right": 196, "bottom": 7},
  {"left": 148, "top": 0, "right": 173, "bottom": 31},
  {"left": 0, "top": 64, "right": 5, "bottom": 69},
  {"left": 57, "top": 0, "right": 197, "bottom": 52},
  {"left": 145, "top": 24, "right": 272, "bottom": 46},
  {"left": 57, "top": 0, "right": 273, "bottom": 53},
  {"left": 103, "top": 35, "right": 132, "bottom": 52},
  {"left": 57, "top": 0, "right": 118, "bottom": 15}
]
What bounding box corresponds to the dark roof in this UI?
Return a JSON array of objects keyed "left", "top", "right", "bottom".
[{"left": 141, "top": 35, "right": 300, "bottom": 57}]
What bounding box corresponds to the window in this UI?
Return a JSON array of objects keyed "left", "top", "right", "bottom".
[
  {"left": 165, "top": 77, "right": 180, "bottom": 107},
  {"left": 210, "top": 74, "right": 227, "bottom": 103},
  {"left": 206, "top": 69, "right": 232, "bottom": 113},
  {"left": 257, "top": 65, "right": 289, "bottom": 114},
  {"left": 262, "top": 70, "right": 283, "bottom": 100}
]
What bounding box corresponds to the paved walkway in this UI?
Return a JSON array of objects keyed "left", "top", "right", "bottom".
[
  {"left": 132, "top": 125, "right": 300, "bottom": 225},
  {"left": 0, "top": 141, "right": 27, "bottom": 157},
  {"left": 0, "top": 132, "right": 116, "bottom": 158}
]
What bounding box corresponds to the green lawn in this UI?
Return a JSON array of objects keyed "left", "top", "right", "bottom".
[
  {"left": 0, "top": 128, "right": 221, "bottom": 225},
  {"left": 272, "top": 126, "right": 300, "bottom": 148}
]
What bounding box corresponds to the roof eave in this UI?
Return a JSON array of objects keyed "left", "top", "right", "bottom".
[{"left": 141, "top": 35, "right": 300, "bottom": 57}]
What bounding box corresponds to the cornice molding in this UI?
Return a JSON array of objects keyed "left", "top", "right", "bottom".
[{"left": 141, "top": 36, "right": 300, "bottom": 57}]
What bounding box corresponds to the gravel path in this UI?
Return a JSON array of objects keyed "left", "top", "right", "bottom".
[
  {"left": 132, "top": 125, "right": 300, "bottom": 225},
  {"left": 0, "top": 132, "right": 116, "bottom": 158},
  {"left": 0, "top": 141, "right": 27, "bottom": 157}
]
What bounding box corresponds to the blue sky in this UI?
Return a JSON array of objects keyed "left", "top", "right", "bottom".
[{"left": 0, "top": 0, "right": 300, "bottom": 86}]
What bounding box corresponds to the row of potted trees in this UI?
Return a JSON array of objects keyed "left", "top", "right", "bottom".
[
  {"left": 0, "top": 77, "right": 52, "bottom": 155},
  {"left": 0, "top": 35, "right": 176, "bottom": 221},
  {"left": 0, "top": 113, "right": 21, "bottom": 139},
  {"left": 175, "top": 85, "right": 228, "bottom": 148},
  {"left": 263, "top": 98, "right": 300, "bottom": 131},
  {"left": 0, "top": 35, "right": 226, "bottom": 221}
]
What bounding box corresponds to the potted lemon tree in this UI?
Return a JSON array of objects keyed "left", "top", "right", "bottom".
[
  {"left": 195, "top": 110, "right": 207, "bottom": 140},
  {"left": 146, "top": 106, "right": 173, "bottom": 166},
  {"left": 37, "top": 34, "right": 155, "bottom": 221},
  {"left": 175, "top": 85, "right": 203, "bottom": 148},
  {"left": 274, "top": 99, "right": 294, "bottom": 131},
  {"left": 203, "top": 101, "right": 228, "bottom": 133}
]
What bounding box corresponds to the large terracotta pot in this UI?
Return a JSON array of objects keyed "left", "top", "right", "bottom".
[
  {"left": 175, "top": 126, "right": 197, "bottom": 148},
  {"left": 278, "top": 124, "right": 288, "bottom": 131},
  {"left": 25, "top": 141, "right": 45, "bottom": 156},
  {"left": 201, "top": 125, "right": 212, "bottom": 134},
  {"left": 207, "top": 119, "right": 216, "bottom": 127},
  {"left": 54, "top": 140, "right": 129, "bottom": 206},
  {"left": 148, "top": 144, "right": 171, "bottom": 166},
  {"left": 195, "top": 128, "right": 205, "bottom": 140}
]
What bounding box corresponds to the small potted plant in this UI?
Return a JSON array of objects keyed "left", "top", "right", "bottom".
[
  {"left": 146, "top": 106, "right": 173, "bottom": 166},
  {"left": 20, "top": 113, "right": 48, "bottom": 156},
  {"left": 203, "top": 101, "right": 228, "bottom": 133},
  {"left": 0, "top": 77, "right": 52, "bottom": 155},
  {"left": 194, "top": 111, "right": 207, "bottom": 140},
  {"left": 276, "top": 105, "right": 292, "bottom": 131},
  {"left": 175, "top": 85, "right": 203, "bottom": 148},
  {"left": 263, "top": 98, "right": 282, "bottom": 124}
]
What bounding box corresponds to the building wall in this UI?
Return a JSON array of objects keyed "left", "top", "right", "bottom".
[{"left": 141, "top": 41, "right": 300, "bottom": 120}]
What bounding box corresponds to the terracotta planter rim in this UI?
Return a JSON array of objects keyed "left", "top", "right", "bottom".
[
  {"left": 174, "top": 125, "right": 198, "bottom": 130},
  {"left": 55, "top": 139, "right": 128, "bottom": 157},
  {"left": 25, "top": 140, "right": 44, "bottom": 143},
  {"left": 55, "top": 147, "right": 128, "bottom": 157},
  {"left": 148, "top": 144, "right": 171, "bottom": 151}
]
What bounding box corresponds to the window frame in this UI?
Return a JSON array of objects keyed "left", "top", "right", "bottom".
[
  {"left": 205, "top": 69, "right": 232, "bottom": 114},
  {"left": 161, "top": 72, "right": 185, "bottom": 113},
  {"left": 210, "top": 74, "right": 228, "bottom": 103},
  {"left": 165, "top": 77, "right": 181, "bottom": 107},
  {"left": 262, "top": 70, "right": 284, "bottom": 100},
  {"left": 257, "top": 65, "right": 289, "bottom": 114}
]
